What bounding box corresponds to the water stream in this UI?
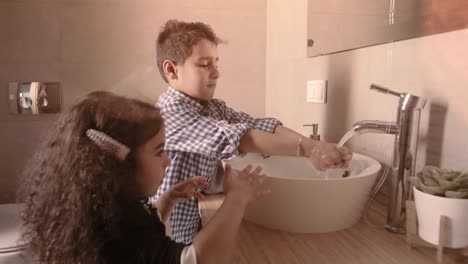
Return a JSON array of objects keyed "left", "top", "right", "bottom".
[{"left": 337, "top": 129, "right": 359, "bottom": 148}]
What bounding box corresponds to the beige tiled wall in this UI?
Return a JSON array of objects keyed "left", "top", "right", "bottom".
[
  {"left": 0, "top": 0, "right": 267, "bottom": 203},
  {"left": 267, "top": 0, "right": 468, "bottom": 173}
]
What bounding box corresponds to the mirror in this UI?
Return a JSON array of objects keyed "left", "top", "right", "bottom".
[
  {"left": 307, "top": 0, "right": 468, "bottom": 57},
  {"left": 8, "top": 82, "right": 62, "bottom": 115}
]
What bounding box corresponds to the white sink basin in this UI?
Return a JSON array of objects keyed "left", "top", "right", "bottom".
[{"left": 225, "top": 153, "right": 381, "bottom": 233}]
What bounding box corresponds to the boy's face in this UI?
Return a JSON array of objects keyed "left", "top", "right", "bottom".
[
  {"left": 173, "top": 39, "right": 220, "bottom": 101},
  {"left": 134, "top": 126, "right": 171, "bottom": 197}
]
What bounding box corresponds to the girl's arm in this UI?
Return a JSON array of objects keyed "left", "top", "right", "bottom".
[
  {"left": 154, "top": 196, "right": 175, "bottom": 223},
  {"left": 192, "top": 164, "right": 269, "bottom": 264}
]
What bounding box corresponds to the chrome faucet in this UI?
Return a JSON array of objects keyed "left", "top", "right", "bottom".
[{"left": 351, "top": 83, "right": 426, "bottom": 233}]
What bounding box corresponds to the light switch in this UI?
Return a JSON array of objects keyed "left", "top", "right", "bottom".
[{"left": 306, "top": 80, "right": 327, "bottom": 103}]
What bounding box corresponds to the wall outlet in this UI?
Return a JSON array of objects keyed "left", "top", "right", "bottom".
[{"left": 306, "top": 80, "right": 327, "bottom": 104}]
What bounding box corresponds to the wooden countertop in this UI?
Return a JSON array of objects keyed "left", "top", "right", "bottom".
[{"left": 198, "top": 194, "right": 467, "bottom": 264}]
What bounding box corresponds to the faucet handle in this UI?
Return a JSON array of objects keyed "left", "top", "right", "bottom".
[{"left": 370, "top": 83, "right": 402, "bottom": 97}]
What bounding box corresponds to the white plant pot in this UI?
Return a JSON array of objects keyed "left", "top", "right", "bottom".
[{"left": 413, "top": 186, "right": 468, "bottom": 248}]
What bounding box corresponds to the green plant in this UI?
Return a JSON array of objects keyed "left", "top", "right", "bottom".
[{"left": 410, "top": 166, "right": 468, "bottom": 199}]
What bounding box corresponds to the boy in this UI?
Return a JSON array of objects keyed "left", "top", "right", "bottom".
[{"left": 152, "top": 20, "right": 352, "bottom": 243}]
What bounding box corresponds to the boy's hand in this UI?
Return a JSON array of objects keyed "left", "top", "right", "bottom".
[
  {"left": 306, "top": 141, "right": 353, "bottom": 170},
  {"left": 162, "top": 176, "right": 209, "bottom": 205},
  {"left": 223, "top": 164, "right": 271, "bottom": 206},
  {"left": 337, "top": 146, "right": 353, "bottom": 168}
]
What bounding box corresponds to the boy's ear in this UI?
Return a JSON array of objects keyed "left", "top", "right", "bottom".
[{"left": 162, "top": 60, "right": 178, "bottom": 81}]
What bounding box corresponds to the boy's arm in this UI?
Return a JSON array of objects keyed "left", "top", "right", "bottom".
[
  {"left": 220, "top": 101, "right": 315, "bottom": 155},
  {"left": 274, "top": 125, "right": 307, "bottom": 139},
  {"left": 162, "top": 107, "right": 251, "bottom": 159},
  {"left": 239, "top": 128, "right": 352, "bottom": 170},
  {"left": 211, "top": 100, "right": 351, "bottom": 169},
  {"left": 217, "top": 100, "right": 281, "bottom": 134},
  {"left": 238, "top": 128, "right": 311, "bottom": 157},
  {"left": 220, "top": 101, "right": 302, "bottom": 141},
  {"left": 162, "top": 99, "right": 350, "bottom": 169}
]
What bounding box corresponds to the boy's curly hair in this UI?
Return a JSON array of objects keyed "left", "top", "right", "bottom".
[
  {"left": 18, "top": 91, "right": 163, "bottom": 263},
  {"left": 156, "top": 19, "right": 222, "bottom": 83}
]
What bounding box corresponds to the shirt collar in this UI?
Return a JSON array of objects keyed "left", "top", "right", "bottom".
[{"left": 167, "top": 87, "right": 214, "bottom": 116}]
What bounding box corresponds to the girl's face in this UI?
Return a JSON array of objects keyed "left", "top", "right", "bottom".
[{"left": 134, "top": 126, "right": 171, "bottom": 197}]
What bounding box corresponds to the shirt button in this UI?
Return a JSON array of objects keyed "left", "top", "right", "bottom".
[{"left": 216, "top": 120, "right": 228, "bottom": 128}]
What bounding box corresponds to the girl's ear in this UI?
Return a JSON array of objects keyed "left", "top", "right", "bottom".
[{"left": 162, "top": 60, "right": 178, "bottom": 81}]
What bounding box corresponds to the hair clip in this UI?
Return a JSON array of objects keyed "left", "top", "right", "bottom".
[{"left": 85, "top": 128, "right": 130, "bottom": 160}]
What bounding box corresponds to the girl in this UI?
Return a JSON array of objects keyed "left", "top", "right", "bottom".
[{"left": 20, "top": 91, "right": 270, "bottom": 264}]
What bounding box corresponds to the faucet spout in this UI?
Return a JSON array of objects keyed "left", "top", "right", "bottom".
[{"left": 352, "top": 120, "right": 398, "bottom": 135}]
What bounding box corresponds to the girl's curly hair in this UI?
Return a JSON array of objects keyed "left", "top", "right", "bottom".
[{"left": 18, "top": 91, "right": 163, "bottom": 263}]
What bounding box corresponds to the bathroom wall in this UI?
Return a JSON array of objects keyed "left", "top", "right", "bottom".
[
  {"left": 0, "top": 0, "right": 267, "bottom": 203},
  {"left": 266, "top": 0, "right": 468, "bottom": 173}
]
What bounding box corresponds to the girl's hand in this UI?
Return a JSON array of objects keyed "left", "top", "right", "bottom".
[
  {"left": 223, "top": 164, "right": 271, "bottom": 206},
  {"left": 155, "top": 176, "right": 208, "bottom": 223},
  {"left": 162, "top": 176, "right": 209, "bottom": 205}
]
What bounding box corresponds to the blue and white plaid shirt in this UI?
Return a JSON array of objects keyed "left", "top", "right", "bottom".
[{"left": 150, "top": 87, "right": 281, "bottom": 244}]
